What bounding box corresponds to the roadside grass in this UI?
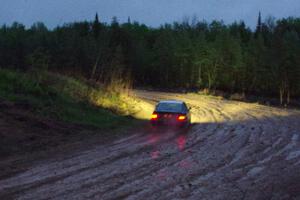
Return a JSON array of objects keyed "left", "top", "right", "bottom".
[{"left": 0, "top": 69, "right": 139, "bottom": 129}]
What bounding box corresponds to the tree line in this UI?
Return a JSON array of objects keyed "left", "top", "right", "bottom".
[{"left": 0, "top": 13, "right": 300, "bottom": 104}]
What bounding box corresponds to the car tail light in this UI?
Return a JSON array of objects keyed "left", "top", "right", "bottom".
[
  {"left": 177, "top": 115, "right": 186, "bottom": 121},
  {"left": 151, "top": 113, "right": 158, "bottom": 120}
]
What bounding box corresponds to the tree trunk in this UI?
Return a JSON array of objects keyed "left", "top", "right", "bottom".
[
  {"left": 91, "top": 56, "right": 100, "bottom": 80},
  {"left": 279, "top": 86, "right": 284, "bottom": 106},
  {"left": 208, "top": 73, "right": 212, "bottom": 90},
  {"left": 198, "top": 64, "right": 202, "bottom": 87},
  {"left": 287, "top": 89, "right": 290, "bottom": 105}
]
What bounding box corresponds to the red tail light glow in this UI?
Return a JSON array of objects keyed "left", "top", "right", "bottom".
[
  {"left": 178, "top": 115, "right": 186, "bottom": 121},
  {"left": 151, "top": 113, "right": 158, "bottom": 120}
]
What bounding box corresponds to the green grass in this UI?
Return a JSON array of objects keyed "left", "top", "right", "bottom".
[{"left": 0, "top": 69, "right": 136, "bottom": 129}]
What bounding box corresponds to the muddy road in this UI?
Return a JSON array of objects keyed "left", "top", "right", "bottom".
[{"left": 1, "top": 90, "right": 300, "bottom": 200}]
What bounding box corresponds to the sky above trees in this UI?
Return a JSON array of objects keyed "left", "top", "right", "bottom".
[{"left": 1, "top": 0, "right": 300, "bottom": 29}]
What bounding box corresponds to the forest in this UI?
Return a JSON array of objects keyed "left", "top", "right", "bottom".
[{"left": 0, "top": 13, "right": 300, "bottom": 105}]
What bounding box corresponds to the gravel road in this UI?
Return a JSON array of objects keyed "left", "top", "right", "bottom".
[{"left": 1, "top": 90, "right": 300, "bottom": 200}]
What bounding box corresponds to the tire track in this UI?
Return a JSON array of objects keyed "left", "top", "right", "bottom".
[{"left": 1, "top": 90, "right": 300, "bottom": 200}]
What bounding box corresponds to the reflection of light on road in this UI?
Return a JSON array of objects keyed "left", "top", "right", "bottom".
[
  {"left": 147, "top": 133, "right": 162, "bottom": 160},
  {"left": 176, "top": 134, "right": 186, "bottom": 151},
  {"left": 156, "top": 169, "right": 168, "bottom": 181},
  {"left": 151, "top": 150, "right": 160, "bottom": 159},
  {"left": 148, "top": 134, "right": 160, "bottom": 144},
  {"left": 178, "top": 159, "right": 192, "bottom": 169}
]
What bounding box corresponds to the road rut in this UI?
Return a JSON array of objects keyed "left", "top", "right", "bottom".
[{"left": 1, "top": 90, "right": 300, "bottom": 200}]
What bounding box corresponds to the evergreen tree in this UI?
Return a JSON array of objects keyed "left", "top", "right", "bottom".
[
  {"left": 255, "top": 11, "right": 262, "bottom": 38},
  {"left": 1, "top": 16, "right": 300, "bottom": 102},
  {"left": 127, "top": 16, "right": 131, "bottom": 24},
  {"left": 92, "top": 13, "right": 101, "bottom": 38}
]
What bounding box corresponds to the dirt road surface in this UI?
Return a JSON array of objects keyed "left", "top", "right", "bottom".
[{"left": 1, "top": 90, "right": 300, "bottom": 200}]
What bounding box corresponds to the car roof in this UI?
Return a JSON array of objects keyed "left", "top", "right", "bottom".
[{"left": 158, "top": 100, "right": 184, "bottom": 104}]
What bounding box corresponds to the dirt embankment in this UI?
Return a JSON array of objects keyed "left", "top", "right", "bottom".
[
  {"left": 1, "top": 91, "right": 300, "bottom": 200},
  {"left": 0, "top": 100, "right": 80, "bottom": 156},
  {"left": 0, "top": 99, "right": 133, "bottom": 180}
]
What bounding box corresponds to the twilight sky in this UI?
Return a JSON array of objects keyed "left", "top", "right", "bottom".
[{"left": 1, "top": 0, "right": 300, "bottom": 29}]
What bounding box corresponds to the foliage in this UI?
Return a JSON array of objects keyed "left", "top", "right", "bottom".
[
  {"left": 1, "top": 15, "right": 300, "bottom": 104},
  {"left": 0, "top": 69, "right": 136, "bottom": 128}
]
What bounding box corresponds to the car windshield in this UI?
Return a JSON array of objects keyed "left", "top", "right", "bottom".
[{"left": 156, "top": 102, "right": 182, "bottom": 113}]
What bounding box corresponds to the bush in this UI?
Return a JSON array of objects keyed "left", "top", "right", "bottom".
[
  {"left": 0, "top": 69, "right": 137, "bottom": 128},
  {"left": 230, "top": 93, "right": 246, "bottom": 101}
]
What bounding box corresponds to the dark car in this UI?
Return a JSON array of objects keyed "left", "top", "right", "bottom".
[{"left": 150, "top": 100, "right": 191, "bottom": 127}]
